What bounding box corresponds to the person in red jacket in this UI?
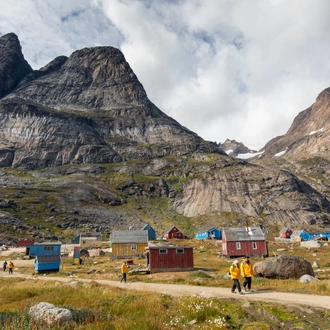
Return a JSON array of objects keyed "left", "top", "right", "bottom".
[
  {"left": 229, "top": 260, "right": 243, "bottom": 294},
  {"left": 240, "top": 256, "right": 254, "bottom": 292}
]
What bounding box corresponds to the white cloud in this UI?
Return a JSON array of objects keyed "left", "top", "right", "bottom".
[{"left": 1, "top": 0, "right": 330, "bottom": 150}]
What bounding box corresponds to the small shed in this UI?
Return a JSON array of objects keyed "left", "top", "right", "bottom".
[
  {"left": 222, "top": 226, "right": 268, "bottom": 258},
  {"left": 279, "top": 228, "right": 293, "bottom": 239},
  {"left": 141, "top": 223, "right": 157, "bottom": 241},
  {"left": 196, "top": 227, "right": 222, "bottom": 240},
  {"left": 34, "top": 255, "right": 61, "bottom": 272},
  {"left": 16, "top": 238, "right": 34, "bottom": 247},
  {"left": 146, "top": 242, "right": 194, "bottom": 273},
  {"left": 163, "top": 226, "right": 185, "bottom": 240},
  {"left": 26, "top": 242, "right": 62, "bottom": 258},
  {"left": 111, "top": 230, "right": 148, "bottom": 260}
]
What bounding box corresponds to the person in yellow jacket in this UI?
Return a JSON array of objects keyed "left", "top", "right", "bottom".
[
  {"left": 229, "top": 260, "right": 243, "bottom": 294},
  {"left": 241, "top": 256, "right": 254, "bottom": 292},
  {"left": 120, "top": 261, "right": 128, "bottom": 283},
  {"left": 8, "top": 261, "right": 14, "bottom": 275}
]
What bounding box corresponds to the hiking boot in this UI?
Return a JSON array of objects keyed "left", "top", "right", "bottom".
[
  {"left": 239, "top": 291, "right": 244, "bottom": 294},
  {"left": 231, "top": 291, "right": 236, "bottom": 293},
  {"left": 244, "top": 287, "right": 248, "bottom": 292}
]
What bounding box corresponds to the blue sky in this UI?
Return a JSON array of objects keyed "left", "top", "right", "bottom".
[{"left": 1, "top": 0, "right": 330, "bottom": 150}]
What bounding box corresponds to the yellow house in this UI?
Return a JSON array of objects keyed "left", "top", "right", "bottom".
[
  {"left": 111, "top": 230, "right": 148, "bottom": 260},
  {"left": 78, "top": 232, "right": 103, "bottom": 249}
]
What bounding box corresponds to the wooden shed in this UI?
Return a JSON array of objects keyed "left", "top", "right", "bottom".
[
  {"left": 146, "top": 242, "right": 194, "bottom": 273},
  {"left": 111, "top": 230, "right": 148, "bottom": 260},
  {"left": 222, "top": 226, "right": 268, "bottom": 258},
  {"left": 163, "top": 226, "right": 185, "bottom": 240},
  {"left": 196, "top": 227, "right": 222, "bottom": 240},
  {"left": 34, "top": 255, "right": 61, "bottom": 272},
  {"left": 16, "top": 238, "right": 34, "bottom": 247}
]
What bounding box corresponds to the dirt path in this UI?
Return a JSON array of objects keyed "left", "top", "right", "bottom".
[{"left": 1, "top": 270, "right": 330, "bottom": 310}]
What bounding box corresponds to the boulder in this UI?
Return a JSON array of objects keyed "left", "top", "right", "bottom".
[
  {"left": 253, "top": 255, "right": 314, "bottom": 279},
  {"left": 29, "top": 302, "right": 73, "bottom": 326},
  {"left": 298, "top": 274, "right": 320, "bottom": 283}
]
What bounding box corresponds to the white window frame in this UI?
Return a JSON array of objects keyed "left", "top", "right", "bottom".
[
  {"left": 131, "top": 244, "right": 137, "bottom": 250},
  {"left": 236, "top": 242, "right": 241, "bottom": 250},
  {"left": 252, "top": 242, "right": 257, "bottom": 250},
  {"left": 159, "top": 249, "right": 168, "bottom": 254},
  {"left": 176, "top": 248, "right": 184, "bottom": 254}
]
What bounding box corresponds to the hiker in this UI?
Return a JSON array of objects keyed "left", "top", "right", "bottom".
[
  {"left": 3, "top": 260, "right": 7, "bottom": 272},
  {"left": 120, "top": 261, "right": 128, "bottom": 283},
  {"left": 229, "top": 260, "right": 243, "bottom": 294},
  {"left": 8, "top": 261, "right": 14, "bottom": 274},
  {"left": 241, "top": 256, "right": 254, "bottom": 292}
]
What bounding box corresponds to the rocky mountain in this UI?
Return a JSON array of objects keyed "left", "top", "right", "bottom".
[
  {"left": 1, "top": 32, "right": 330, "bottom": 244},
  {"left": 220, "top": 139, "right": 257, "bottom": 158},
  {"left": 258, "top": 88, "right": 330, "bottom": 159}
]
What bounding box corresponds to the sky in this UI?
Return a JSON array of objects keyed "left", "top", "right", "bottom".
[{"left": 1, "top": 0, "right": 330, "bottom": 150}]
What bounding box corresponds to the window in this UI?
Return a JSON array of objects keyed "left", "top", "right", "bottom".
[
  {"left": 131, "top": 244, "right": 137, "bottom": 250},
  {"left": 252, "top": 242, "right": 257, "bottom": 250},
  {"left": 159, "top": 249, "right": 168, "bottom": 254},
  {"left": 236, "top": 242, "right": 241, "bottom": 250},
  {"left": 176, "top": 248, "right": 184, "bottom": 254},
  {"left": 43, "top": 246, "right": 54, "bottom": 251}
]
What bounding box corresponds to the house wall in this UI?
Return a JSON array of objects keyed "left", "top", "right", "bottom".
[
  {"left": 35, "top": 262, "right": 60, "bottom": 272},
  {"left": 80, "top": 238, "right": 102, "bottom": 249},
  {"left": 222, "top": 240, "right": 267, "bottom": 257},
  {"left": 149, "top": 247, "right": 194, "bottom": 273},
  {"left": 112, "top": 242, "right": 148, "bottom": 259},
  {"left": 28, "top": 245, "right": 61, "bottom": 257}
]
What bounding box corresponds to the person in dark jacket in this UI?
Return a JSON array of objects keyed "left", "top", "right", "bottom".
[
  {"left": 229, "top": 260, "right": 243, "bottom": 294},
  {"left": 3, "top": 260, "right": 7, "bottom": 272}
]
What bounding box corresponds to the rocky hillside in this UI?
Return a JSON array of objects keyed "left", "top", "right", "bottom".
[
  {"left": 1, "top": 32, "right": 330, "bottom": 244},
  {"left": 219, "top": 139, "right": 257, "bottom": 158}
]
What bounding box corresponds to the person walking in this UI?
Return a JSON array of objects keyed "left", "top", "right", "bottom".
[
  {"left": 8, "top": 261, "right": 14, "bottom": 274},
  {"left": 229, "top": 260, "right": 243, "bottom": 294},
  {"left": 3, "top": 260, "right": 7, "bottom": 272},
  {"left": 241, "top": 256, "right": 254, "bottom": 292},
  {"left": 120, "top": 261, "right": 128, "bottom": 283}
]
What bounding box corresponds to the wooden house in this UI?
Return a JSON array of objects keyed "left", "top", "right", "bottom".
[
  {"left": 71, "top": 231, "right": 103, "bottom": 249},
  {"left": 290, "top": 229, "right": 310, "bottom": 242},
  {"left": 163, "top": 226, "right": 186, "bottom": 240},
  {"left": 34, "top": 255, "right": 61, "bottom": 272},
  {"left": 222, "top": 226, "right": 268, "bottom": 258},
  {"left": 279, "top": 227, "right": 293, "bottom": 238},
  {"left": 260, "top": 227, "right": 275, "bottom": 242},
  {"left": 27, "top": 242, "right": 62, "bottom": 258},
  {"left": 16, "top": 238, "right": 34, "bottom": 247},
  {"left": 146, "top": 242, "right": 194, "bottom": 273},
  {"left": 141, "top": 223, "right": 157, "bottom": 240},
  {"left": 111, "top": 230, "right": 148, "bottom": 260},
  {"left": 196, "top": 227, "right": 222, "bottom": 240}
]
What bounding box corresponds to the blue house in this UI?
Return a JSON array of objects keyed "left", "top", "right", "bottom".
[
  {"left": 141, "top": 223, "right": 156, "bottom": 240},
  {"left": 290, "top": 230, "right": 310, "bottom": 241},
  {"left": 34, "top": 255, "right": 61, "bottom": 272},
  {"left": 27, "top": 242, "right": 62, "bottom": 258},
  {"left": 196, "top": 228, "right": 222, "bottom": 240}
]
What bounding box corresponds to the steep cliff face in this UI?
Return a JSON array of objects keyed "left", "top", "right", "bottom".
[
  {"left": 259, "top": 88, "right": 330, "bottom": 158},
  {"left": 0, "top": 33, "right": 223, "bottom": 169}
]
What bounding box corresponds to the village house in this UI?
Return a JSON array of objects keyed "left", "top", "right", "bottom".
[
  {"left": 163, "top": 226, "right": 188, "bottom": 240},
  {"left": 16, "top": 238, "right": 34, "bottom": 247},
  {"left": 141, "top": 223, "right": 157, "bottom": 241},
  {"left": 146, "top": 242, "right": 194, "bottom": 273},
  {"left": 71, "top": 231, "right": 103, "bottom": 249},
  {"left": 222, "top": 226, "right": 268, "bottom": 258},
  {"left": 279, "top": 227, "right": 293, "bottom": 239},
  {"left": 111, "top": 230, "right": 148, "bottom": 260},
  {"left": 195, "top": 227, "right": 222, "bottom": 240}
]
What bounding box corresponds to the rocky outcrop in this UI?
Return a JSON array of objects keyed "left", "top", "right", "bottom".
[
  {"left": 0, "top": 33, "right": 32, "bottom": 98},
  {"left": 220, "top": 139, "right": 257, "bottom": 158},
  {"left": 253, "top": 255, "right": 314, "bottom": 279}
]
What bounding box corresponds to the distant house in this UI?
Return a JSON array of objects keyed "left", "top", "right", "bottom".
[
  {"left": 111, "top": 230, "right": 148, "bottom": 260},
  {"left": 26, "top": 242, "right": 62, "bottom": 272},
  {"left": 222, "top": 226, "right": 268, "bottom": 258},
  {"left": 290, "top": 230, "right": 311, "bottom": 242},
  {"left": 279, "top": 228, "right": 293, "bottom": 239},
  {"left": 16, "top": 238, "right": 34, "bottom": 247},
  {"left": 260, "top": 227, "right": 275, "bottom": 242},
  {"left": 141, "top": 223, "right": 157, "bottom": 241},
  {"left": 146, "top": 242, "right": 194, "bottom": 273},
  {"left": 163, "top": 226, "right": 187, "bottom": 240},
  {"left": 196, "top": 227, "right": 222, "bottom": 240},
  {"left": 71, "top": 232, "right": 103, "bottom": 249}
]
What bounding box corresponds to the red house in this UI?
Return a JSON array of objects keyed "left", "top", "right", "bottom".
[
  {"left": 16, "top": 238, "right": 34, "bottom": 247},
  {"left": 163, "top": 226, "right": 185, "bottom": 240},
  {"left": 146, "top": 242, "right": 194, "bottom": 273},
  {"left": 279, "top": 227, "right": 292, "bottom": 238},
  {"left": 222, "top": 226, "right": 268, "bottom": 258}
]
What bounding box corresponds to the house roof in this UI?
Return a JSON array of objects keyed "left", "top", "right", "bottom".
[
  {"left": 279, "top": 227, "right": 291, "bottom": 233},
  {"left": 197, "top": 227, "right": 220, "bottom": 234},
  {"left": 223, "top": 226, "right": 265, "bottom": 241},
  {"left": 141, "top": 224, "right": 154, "bottom": 230},
  {"left": 111, "top": 230, "right": 148, "bottom": 243},
  {"left": 147, "top": 242, "right": 193, "bottom": 249},
  {"left": 33, "top": 242, "right": 62, "bottom": 246},
  {"left": 291, "top": 230, "right": 307, "bottom": 236},
  {"left": 164, "top": 226, "right": 180, "bottom": 234},
  {"left": 36, "top": 255, "right": 61, "bottom": 263}
]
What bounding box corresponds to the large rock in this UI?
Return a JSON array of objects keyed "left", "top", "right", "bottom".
[
  {"left": 29, "top": 302, "right": 73, "bottom": 326},
  {"left": 253, "top": 255, "right": 315, "bottom": 279}
]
